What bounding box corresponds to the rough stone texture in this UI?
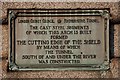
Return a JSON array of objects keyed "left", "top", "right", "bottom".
[
  {"left": 0, "top": 2, "right": 119, "bottom": 19},
  {"left": 114, "top": 25, "right": 120, "bottom": 57},
  {"left": 110, "top": 58, "right": 119, "bottom": 78},
  {"left": 0, "top": 1, "right": 120, "bottom": 79},
  {"left": 1, "top": 25, "right": 8, "bottom": 59},
  {"left": 119, "top": 24, "right": 120, "bottom": 58}
]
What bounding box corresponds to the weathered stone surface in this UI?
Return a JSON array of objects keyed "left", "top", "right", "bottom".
[
  {"left": 118, "top": 24, "right": 120, "bottom": 57},
  {"left": 1, "top": 25, "right": 8, "bottom": 59},
  {"left": 0, "top": 25, "right": 2, "bottom": 58},
  {"left": 114, "top": 25, "right": 120, "bottom": 57},
  {"left": 1, "top": 2, "right": 119, "bottom": 19},
  {"left": 110, "top": 58, "right": 119, "bottom": 78}
]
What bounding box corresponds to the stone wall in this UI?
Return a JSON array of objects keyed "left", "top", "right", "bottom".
[{"left": 0, "top": 1, "right": 120, "bottom": 79}]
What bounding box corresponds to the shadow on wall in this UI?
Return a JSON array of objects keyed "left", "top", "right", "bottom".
[{"left": 109, "top": 22, "right": 114, "bottom": 59}]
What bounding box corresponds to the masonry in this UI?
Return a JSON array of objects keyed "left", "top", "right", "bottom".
[{"left": 0, "top": 1, "right": 120, "bottom": 79}]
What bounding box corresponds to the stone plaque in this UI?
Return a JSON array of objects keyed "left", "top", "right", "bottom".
[{"left": 8, "top": 9, "right": 109, "bottom": 70}]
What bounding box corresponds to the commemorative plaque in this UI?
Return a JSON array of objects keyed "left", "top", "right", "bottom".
[{"left": 8, "top": 9, "right": 109, "bottom": 70}]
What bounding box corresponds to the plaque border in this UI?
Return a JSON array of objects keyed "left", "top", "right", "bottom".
[{"left": 8, "top": 9, "right": 110, "bottom": 71}]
